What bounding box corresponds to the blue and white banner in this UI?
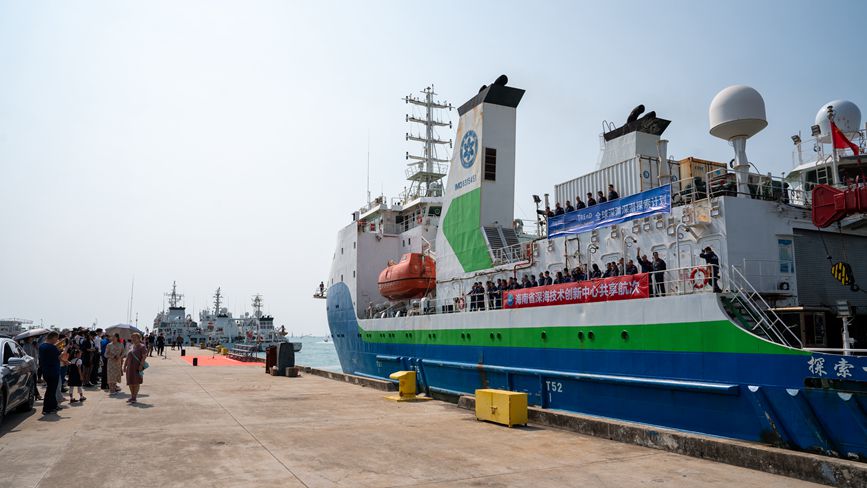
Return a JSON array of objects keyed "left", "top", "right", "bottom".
[{"left": 548, "top": 184, "right": 671, "bottom": 238}]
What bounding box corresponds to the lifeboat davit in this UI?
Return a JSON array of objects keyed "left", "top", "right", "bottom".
[{"left": 378, "top": 253, "right": 436, "bottom": 300}]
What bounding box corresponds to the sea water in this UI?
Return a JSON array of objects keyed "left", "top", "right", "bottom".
[{"left": 257, "top": 336, "right": 340, "bottom": 371}]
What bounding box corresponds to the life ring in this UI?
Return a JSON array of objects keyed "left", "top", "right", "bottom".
[
  {"left": 525, "top": 243, "right": 533, "bottom": 259},
  {"left": 417, "top": 215, "right": 423, "bottom": 224},
  {"left": 690, "top": 266, "right": 710, "bottom": 289},
  {"left": 457, "top": 297, "right": 466, "bottom": 310}
]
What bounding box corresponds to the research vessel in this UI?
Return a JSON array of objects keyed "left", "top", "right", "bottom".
[{"left": 323, "top": 77, "right": 867, "bottom": 460}]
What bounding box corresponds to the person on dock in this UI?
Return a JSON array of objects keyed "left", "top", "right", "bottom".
[
  {"left": 175, "top": 335, "right": 184, "bottom": 352},
  {"left": 106, "top": 334, "right": 124, "bottom": 394},
  {"left": 39, "top": 332, "right": 62, "bottom": 415},
  {"left": 100, "top": 333, "right": 109, "bottom": 390},
  {"left": 67, "top": 349, "right": 86, "bottom": 404},
  {"left": 123, "top": 333, "right": 148, "bottom": 404},
  {"left": 156, "top": 333, "right": 165, "bottom": 357}
]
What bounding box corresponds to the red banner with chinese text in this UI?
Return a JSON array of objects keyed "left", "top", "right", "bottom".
[{"left": 502, "top": 273, "right": 650, "bottom": 309}]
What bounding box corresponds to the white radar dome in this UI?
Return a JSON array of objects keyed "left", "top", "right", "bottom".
[
  {"left": 815, "top": 100, "right": 861, "bottom": 143},
  {"left": 709, "top": 85, "right": 768, "bottom": 140}
]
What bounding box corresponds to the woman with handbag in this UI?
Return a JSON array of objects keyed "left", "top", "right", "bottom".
[{"left": 122, "top": 333, "right": 148, "bottom": 404}]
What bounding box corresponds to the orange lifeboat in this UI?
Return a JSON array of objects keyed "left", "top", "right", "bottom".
[{"left": 378, "top": 253, "right": 436, "bottom": 300}]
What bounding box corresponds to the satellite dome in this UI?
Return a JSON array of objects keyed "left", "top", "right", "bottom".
[
  {"left": 709, "top": 85, "right": 768, "bottom": 140},
  {"left": 815, "top": 100, "right": 861, "bottom": 143}
]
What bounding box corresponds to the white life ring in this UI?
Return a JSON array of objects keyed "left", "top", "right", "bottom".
[{"left": 690, "top": 266, "right": 710, "bottom": 289}]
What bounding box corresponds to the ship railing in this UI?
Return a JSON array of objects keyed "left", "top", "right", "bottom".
[
  {"left": 727, "top": 266, "right": 802, "bottom": 348},
  {"left": 368, "top": 266, "right": 725, "bottom": 319},
  {"left": 672, "top": 171, "right": 797, "bottom": 208},
  {"left": 732, "top": 259, "right": 794, "bottom": 295},
  {"left": 491, "top": 242, "right": 529, "bottom": 265}
]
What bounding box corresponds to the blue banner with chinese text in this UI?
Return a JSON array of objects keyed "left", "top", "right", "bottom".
[{"left": 548, "top": 185, "right": 671, "bottom": 238}]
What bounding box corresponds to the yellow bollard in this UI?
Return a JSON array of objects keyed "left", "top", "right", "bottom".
[{"left": 385, "top": 370, "right": 431, "bottom": 402}]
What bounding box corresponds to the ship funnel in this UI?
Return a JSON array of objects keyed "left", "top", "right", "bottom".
[
  {"left": 709, "top": 85, "right": 767, "bottom": 197},
  {"left": 657, "top": 139, "right": 670, "bottom": 185},
  {"left": 436, "top": 76, "right": 525, "bottom": 274}
]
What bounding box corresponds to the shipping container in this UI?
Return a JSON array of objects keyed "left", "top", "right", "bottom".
[{"left": 554, "top": 156, "right": 680, "bottom": 206}]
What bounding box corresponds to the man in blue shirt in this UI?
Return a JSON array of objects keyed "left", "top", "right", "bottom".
[
  {"left": 100, "top": 333, "right": 110, "bottom": 390},
  {"left": 38, "top": 332, "right": 61, "bottom": 415}
]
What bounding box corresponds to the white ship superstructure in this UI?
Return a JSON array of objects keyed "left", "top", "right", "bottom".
[
  {"left": 152, "top": 281, "right": 204, "bottom": 344},
  {"left": 198, "top": 288, "right": 287, "bottom": 350}
]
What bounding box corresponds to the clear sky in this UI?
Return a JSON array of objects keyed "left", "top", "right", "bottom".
[{"left": 1, "top": 0, "right": 865, "bottom": 333}]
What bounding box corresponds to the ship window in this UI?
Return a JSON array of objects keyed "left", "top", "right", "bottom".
[
  {"left": 341, "top": 274, "right": 343, "bottom": 282},
  {"left": 484, "top": 147, "right": 496, "bottom": 181},
  {"left": 341, "top": 247, "right": 344, "bottom": 255},
  {"left": 778, "top": 239, "right": 794, "bottom": 273},
  {"left": 353, "top": 270, "right": 356, "bottom": 278},
  {"left": 353, "top": 242, "right": 356, "bottom": 249},
  {"left": 408, "top": 238, "right": 411, "bottom": 245}
]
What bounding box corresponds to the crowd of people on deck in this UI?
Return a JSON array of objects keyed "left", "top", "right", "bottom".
[
  {"left": 461, "top": 246, "right": 721, "bottom": 312},
  {"left": 542, "top": 184, "right": 621, "bottom": 218},
  {"left": 17, "top": 328, "right": 170, "bottom": 416}
]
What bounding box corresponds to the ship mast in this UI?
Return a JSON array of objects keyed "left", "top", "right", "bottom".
[
  {"left": 166, "top": 281, "right": 183, "bottom": 308},
  {"left": 404, "top": 86, "right": 453, "bottom": 200},
  {"left": 213, "top": 287, "right": 223, "bottom": 314},
  {"left": 252, "top": 294, "right": 263, "bottom": 342}
]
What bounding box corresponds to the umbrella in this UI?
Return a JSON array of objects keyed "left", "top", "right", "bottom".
[
  {"left": 13, "top": 327, "right": 51, "bottom": 341},
  {"left": 105, "top": 323, "right": 144, "bottom": 340}
]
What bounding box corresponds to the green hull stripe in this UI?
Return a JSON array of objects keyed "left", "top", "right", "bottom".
[
  {"left": 358, "top": 320, "right": 808, "bottom": 356},
  {"left": 442, "top": 188, "right": 492, "bottom": 272}
]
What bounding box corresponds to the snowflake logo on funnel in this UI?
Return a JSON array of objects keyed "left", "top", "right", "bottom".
[{"left": 460, "top": 130, "right": 478, "bottom": 169}]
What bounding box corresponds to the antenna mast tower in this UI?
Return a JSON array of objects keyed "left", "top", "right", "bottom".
[
  {"left": 404, "top": 86, "right": 453, "bottom": 200},
  {"left": 166, "top": 281, "right": 183, "bottom": 308}
]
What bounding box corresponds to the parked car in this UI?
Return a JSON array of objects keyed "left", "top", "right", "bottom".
[{"left": 0, "top": 337, "right": 37, "bottom": 425}]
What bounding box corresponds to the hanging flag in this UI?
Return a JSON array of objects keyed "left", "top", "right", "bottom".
[{"left": 831, "top": 121, "right": 860, "bottom": 155}]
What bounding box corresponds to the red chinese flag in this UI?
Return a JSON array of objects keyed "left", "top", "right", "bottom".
[{"left": 831, "top": 121, "right": 860, "bottom": 155}]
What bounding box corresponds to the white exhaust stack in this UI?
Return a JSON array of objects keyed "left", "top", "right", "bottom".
[
  {"left": 709, "top": 85, "right": 767, "bottom": 197},
  {"left": 657, "top": 139, "right": 670, "bottom": 185}
]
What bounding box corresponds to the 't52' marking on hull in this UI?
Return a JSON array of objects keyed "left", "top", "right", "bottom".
[
  {"left": 546, "top": 380, "right": 564, "bottom": 402},
  {"left": 546, "top": 380, "right": 564, "bottom": 392}
]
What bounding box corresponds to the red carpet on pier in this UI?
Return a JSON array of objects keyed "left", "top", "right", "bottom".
[{"left": 180, "top": 355, "right": 262, "bottom": 367}]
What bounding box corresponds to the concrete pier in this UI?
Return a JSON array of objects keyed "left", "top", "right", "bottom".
[{"left": 0, "top": 350, "right": 825, "bottom": 487}]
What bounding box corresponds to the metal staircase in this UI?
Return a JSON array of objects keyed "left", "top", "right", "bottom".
[{"left": 725, "top": 266, "right": 802, "bottom": 348}]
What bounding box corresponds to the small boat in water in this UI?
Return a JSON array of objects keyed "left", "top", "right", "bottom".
[{"left": 377, "top": 253, "right": 436, "bottom": 300}]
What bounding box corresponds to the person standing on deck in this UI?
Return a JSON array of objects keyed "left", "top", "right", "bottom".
[
  {"left": 123, "top": 333, "right": 148, "bottom": 404},
  {"left": 636, "top": 250, "right": 654, "bottom": 295},
  {"left": 699, "top": 246, "right": 722, "bottom": 293},
  {"left": 652, "top": 251, "right": 667, "bottom": 296}
]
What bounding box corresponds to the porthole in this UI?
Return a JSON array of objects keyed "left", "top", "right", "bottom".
[
  {"left": 490, "top": 332, "right": 495, "bottom": 340},
  {"left": 588, "top": 331, "right": 596, "bottom": 341},
  {"left": 621, "top": 330, "right": 629, "bottom": 341},
  {"left": 577, "top": 331, "right": 584, "bottom": 341},
  {"left": 541, "top": 331, "right": 547, "bottom": 340},
  {"left": 496, "top": 332, "right": 502, "bottom": 340}
]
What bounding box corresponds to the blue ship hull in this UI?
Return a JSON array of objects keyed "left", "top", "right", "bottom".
[{"left": 327, "top": 283, "right": 867, "bottom": 460}]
